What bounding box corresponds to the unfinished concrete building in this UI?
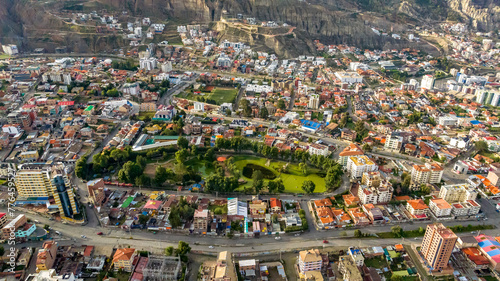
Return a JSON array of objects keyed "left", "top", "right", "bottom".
[{"left": 143, "top": 255, "right": 182, "bottom": 281}]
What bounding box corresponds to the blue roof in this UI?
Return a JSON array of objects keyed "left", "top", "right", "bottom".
[
  {"left": 479, "top": 240, "right": 500, "bottom": 248},
  {"left": 470, "top": 120, "right": 481, "bottom": 125},
  {"left": 300, "top": 119, "right": 321, "bottom": 130},
  {"left": 487, "top": 249, "right": 500, "bottom": 257}
]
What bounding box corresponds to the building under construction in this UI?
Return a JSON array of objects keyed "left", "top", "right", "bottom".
[{"left": 143, "top": 255, "right": 182, "bottom": 281}]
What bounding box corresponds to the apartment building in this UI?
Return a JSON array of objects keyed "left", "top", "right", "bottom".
[
  {"left": 15, "top": 164, "right": 79, "bottom": 219},
  {"left": 410, "top": 163, "right": 443, "bottom": 189},
  {"left": 0, "top": 213, "right": 8, "bottom": 229},
  {"left": 36, "top": 241, "right": 58, "bottom": 272},
  {"left": 358, "top": 179, "right": 393, "bottom": 205},
  {"left": 361, "top": 171, "right": 381, "bottom": 187},
  {"left": 406, "top": 199, "right": 429, "bottom": 218},
  {"left": 421, "top": 223, "right": 457, "bottom": 271},
  {"left": 193, "top": 209, "right": 209, "bottom": 233},
  {"left": 87, "top": 178, "right": 106, "bottom": 207},
  {"left": 112, "top": 248, "right": 136, "bottom": 272},
  {"left": 338, "top": 143, "right": 364, "bottom": 166},
  {"left": 308, "top": 143, "right": 329, "bottom": 156},
  {"left": 438, "top": 184, "right": 477, "bottom": 203},
  {"left": 347, "top": 155, "right": 378, "bottom": 179},
  {"left": 298, "top": 249, "right": 322, "bottom": 273},
  {"left": 1, "top": 214, "right": 27, "bottom": 239},
  {"left": 384, "top": 133, "right": 403, "bottom": 152},
  {"left": 429, "top": 198, "right": 452, "bottom": 217}
]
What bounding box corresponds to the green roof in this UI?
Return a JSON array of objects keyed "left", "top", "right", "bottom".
[
  {"left": 121, "top": 196, "right": 134, "bottom": 208},
  {"left": 84, "top": 105, "right": 94, "bottom": 111}
]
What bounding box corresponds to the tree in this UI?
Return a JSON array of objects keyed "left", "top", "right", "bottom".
[
  {"left": 165, "top": 246, "right": 174, "bottom": 256},
  {"left": 225, "top": 108, "right": 232, "bottom": 116},
  {"left": 252, "top": 170, "right": 264, "bottom": 193},
  {"left": 476, "top": 141, "right": 488, "bottom": 153},
  {"left": 268, "top": 178, "right": 285, "bottom": 193},
  {"left": 301, "top": 180, "right": 316, "bottom": 194},
  {"left": 135, "top": 174, "right": 151, "bottom": 187},
  {"left": 259, "top": 106, "right": 269, "bottom": 119},
  {"left": 391, "top": 225, "right": 403, "bottom": 238},
  {"left": 118, "top": 161, "right": 143, "bottom": 183},
  {"left": 43, "top": 224, "right": 50, "bottom": 230},
  {"left": 175, "top": 148, "right": 189, "bottom": 164},
  {"left": 138, "top": 214, "right": 150, "bottom": 225},
  {"left": 362, "top": 143, "right": 372, "bottom": 152},
  {"left": 420, "top": 184, "right": 431, "bottom": 195},
  {"left": 154, "top": 166, "right": 169, "bottom": 186},
  {"left": 325, "top": 164, "right": 343, "bottom": 189},
  {"left": 277, "top": 99, "right": 286, "bottom": 110},
  {"left": 299, "top": 163, "right": 307, "bottom": 175},
  {"left": 176, "top": 241, "right": 191, "bottom": 256},
  {"left": 354, "top": 229, "right": 363, "bottom": 238},
  {"left": 177, "top": 136, "right": 189, "bottom": 149},
  {"left": 240, "top": 99, "right": 252, "bottom": 117},
  {"left": 136, "top": 155, "right": 147, "bottom": 170},
  {"left": 204, "top": 148, "right": 216, "bottom": 162}
]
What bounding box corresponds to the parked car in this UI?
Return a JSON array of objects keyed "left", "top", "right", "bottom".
[
  {"left": 97, "top": 232, "right": 103, "bottom": 235},
  {"left": 208, "top": 246, "right": 214, "bottom": 249},
  {"left": 275, "top": 237, "right": 281, "bottom": 240},
  {"left": 323, "top": 240, "right": 328, "bottom": 243}
]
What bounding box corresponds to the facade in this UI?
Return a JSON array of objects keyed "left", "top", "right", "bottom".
[
  {"left": 406, "top": 199, "right": 429, "bottom": 218},
  {"left": 112, "top": 248, "right": 136, "bottom": 272},
  {"left": 270, "top": 198, "right": 281, "bottom": 212},
  {"left": 487, "top": 169, "right": 500, "bottom": 187},
  {"left": 384, "top": 133, "right": 403, "bottom": 152},
  {"left": 421, "top": 74, "right": 435, "bottom": 90},
  {"left": 335, "top": 71, "right": 363, "bottom": 83},
  {"left": 1, "top": 214, "right": 27, "bottom": 239},
  {"left": 421, "top": 223, "right": 457, "bottom": 271},
  {"left": 298, "top": 249, "right": 322, "bottom": 273},
  {"left": 87, "top": 178, "right": 106, "bottom": 207},
  {"left": 476, "top": 87, "right": 500, "bottom": 107},
  {"left": 308, "top": 94, "right": 320, "bottom": 109},
  {"left": 438, "top": 183, "right": 477, "bottom": 203},
  {"left": 227, "top": 198, "right": 247, "bottom": 217},
  {"left": 347, "top": 155, "right": 377, "bottom": 179},
  {"left": 410, "top": 163, "right": 443, "bottom": 188},
  {"left": 308, "top": 143, "right": 329, "bottom": 156},
  {"left": 15, "top": 164, "right": 79, "bottom": 219},
  {"left": 193, "top": 209, "right": 209, "bottom": 233},
  {"left": 36, "top": 241, "right": 58, "bottom": 272},
  {"left": 27, "top": 269, "right": 78, "bottom": 281},
  {"left": 0, "top": 213, "right": 7, "bottom": 228},
  {"left": 358, "top": 179, "right": 393, "bottom": 205},
  {"left": 429, "top": 198, "right": 452, "bottom": 217}
]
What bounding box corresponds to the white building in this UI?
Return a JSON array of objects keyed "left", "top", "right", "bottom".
[
  {"left": 476, "top": 87, "right": 500, "bottom": 107},
  {"left": 122, "top": 83, "right": 140, "bottom": 96},
  {"left": 1, "top": 44, "right": 18, "bottom": 55},
  {"left": 308, "top": 143, "right": 329, "bottom": 157},
  {"left": 161, "top": 61, "right": 172, "bottom": 73},
  {"left": 410, "top": 163, "right": 443, "bottom": 188},
  {"left": 139, "top": 57, "right": 158, "bottom": 71},
  {"left": 438, "top": 115, "right": 458, "bottom": 126},
  {"left": 384, "top": 134, "right": 403, "bottom": 152},
  {"left": 421, "top": 75, "right": 435, "bottom": 90},
  {"left": 358, "top": 180, "right": 393, "bottom": 205},
  {"left": 438, "top": 183, "right": 477, "bottom": 203},
  {"left": 429, "top": 198, "right": 452, "bottom": 217},
  {"left": 334, "top": 71, "right": 363, "bottom": 84},
  {"left": 308, "top": 94, "right": 320, "bottom": 109},
  {"left": 228, "top": 198, "right": 247, "bottom": 217},
  {"left": 193, "top": 102, "right": 205, "bottom": 112},
  {"left": 298, "top": 249, "right": 322, "bottom": 273},
  {"left": 347, "top": 155, "right": 378, "bottom": 179},
  {"left": 26, "top": 269, "right": 80, "bottom": 281}
]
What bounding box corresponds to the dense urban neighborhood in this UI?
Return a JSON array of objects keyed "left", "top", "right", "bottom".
[{"left": 1, "top": 5, "right": 500, "bottom": 281}]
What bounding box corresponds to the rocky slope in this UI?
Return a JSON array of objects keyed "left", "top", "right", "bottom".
[{"left": 0, "top": 0, "right": 498, "bottom": 55}]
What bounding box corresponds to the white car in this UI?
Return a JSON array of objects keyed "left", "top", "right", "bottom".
[
  {"left": 81, "top": 235, "right": 86, "bottom": 239},
  {"left": 208, "top": 246, "right": 214, "bottom": 249},
  {"left": 275, "top": 237, "right": 281, "bottom": 240}
]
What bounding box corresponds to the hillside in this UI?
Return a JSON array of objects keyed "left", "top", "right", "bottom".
[{"left": 0, "top": 0, "right": 498, "bottom": 55}]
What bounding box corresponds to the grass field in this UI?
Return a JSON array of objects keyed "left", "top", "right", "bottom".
[
  {"left": 232, "top": 155, "right": 326, "bottom": 193},
  {"left": 0, "top": 54, "right": 10, "bottom": 60},
  {"left": 209, "top": 87, "right": 238, "bottom": 105},
  {"left": 137, "top": 111, "right": 155, "bottom": 121}
]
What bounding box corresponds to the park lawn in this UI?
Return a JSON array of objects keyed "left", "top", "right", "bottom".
[
  {"left": 0, "top": 54, "right": 10, "bottom": 60},
  {"left": 209, "top": 87, "right": 238, "bottom": 105},
  {"left": 232, "top": 155, "right": 326, "bottom": 193},
  {"left": 392, "top": 270, "right": 409, "bottom": 276}
]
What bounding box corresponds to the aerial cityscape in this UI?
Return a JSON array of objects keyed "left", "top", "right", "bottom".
[{"left": 0, "top": 0, "right": 500, "bottom": 280}]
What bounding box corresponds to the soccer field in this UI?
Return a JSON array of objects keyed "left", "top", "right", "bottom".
[{"left": 209, "top": 87, "right": 238, "bottom": 105}]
